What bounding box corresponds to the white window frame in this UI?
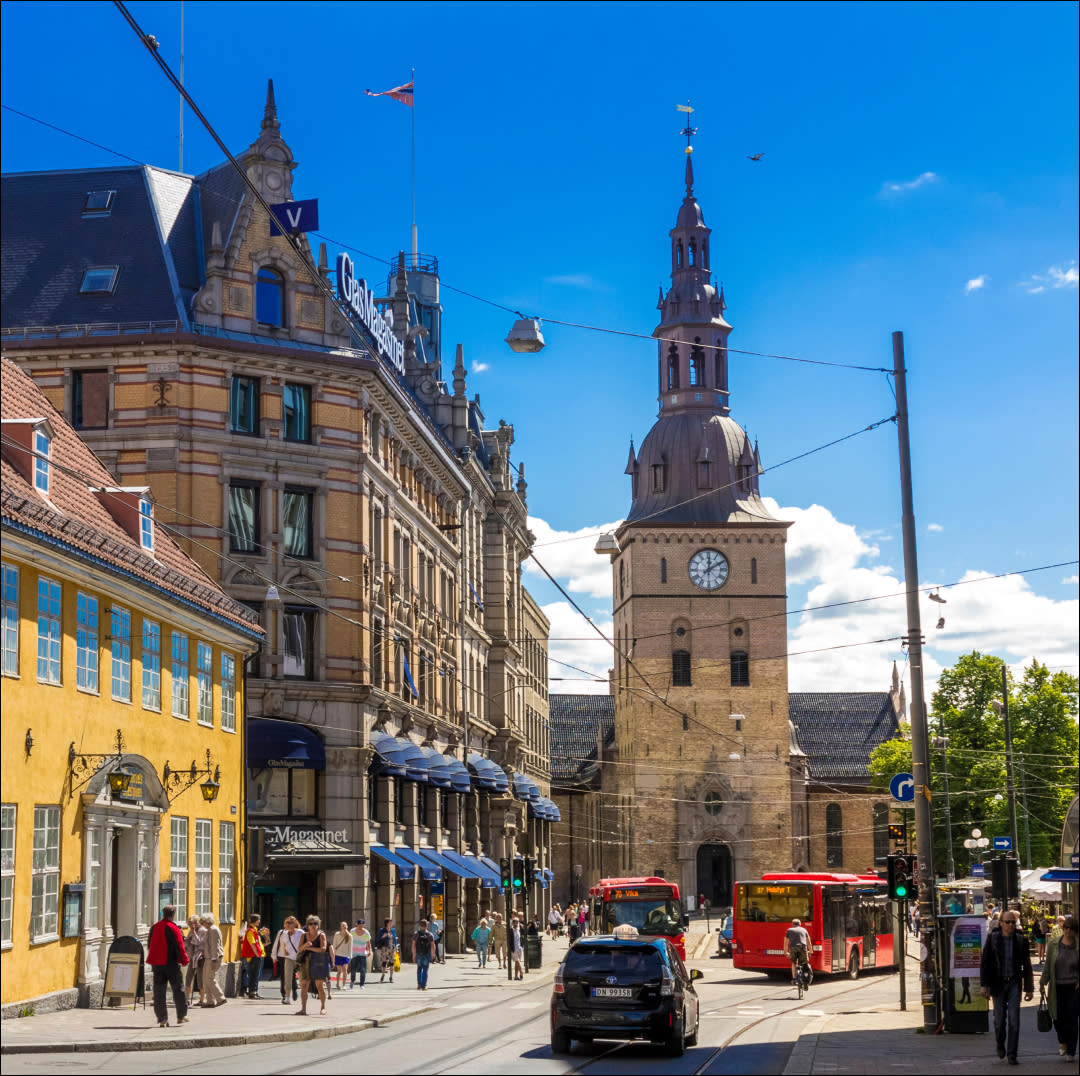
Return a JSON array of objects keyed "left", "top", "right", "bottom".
[
  {"left": 1, "top": 562, "right": 18, "bottom": 677},
  {"left": 76, "top": 591, "right": 99, "bottom": 693},
  {"left": 170, "top": 817, "right": 188, "bottom": 923},
  {"left": 194, "top": 819, "right": 212, "bottom": 916},
  {"left": 220, "top": 652, "right": 236, "bottom": 733},
  {"left": 218, "top": 822, "right": 235, "bottom": 923},
  {"left": 31, "top": 805, "right": 60, "bottom": 942},
  {"left": 171, "top": 631, "right": 189, "bottom": 720},
  {"left": 138, "top": 497, "right": 154, "bottom": 553},
  {"left": 1, "top": 804, "right": 15, "bottom": 948},
  {"left": 85, "top": 826, "right": 103, "bottom": 932},
  {"left": 33, "top": 428, "right": 51, "bottom": 494},
  {"left": 196, "top": 642, "right": 213, "bottom": 727},
  {"left": 110, "top": 605, "right": 131, "bottom": 702},
  {"left": 142, "top": 620, "right": 161, "bottom": 711},
  {"left": 36, "top": 577, "right": 61, "bottom": 684}
]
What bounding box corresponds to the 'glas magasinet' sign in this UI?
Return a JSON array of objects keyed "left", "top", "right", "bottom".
[{"left": 336, "top": 253, "right": 405, "bottom": 375}]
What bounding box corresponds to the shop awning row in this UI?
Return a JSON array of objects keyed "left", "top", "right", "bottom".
[
  {"left": 370, "top": 846, "right": 502, "bottom": 888},
  {"left": 529, "top": 796, "right": 561, "bottom": 822}
]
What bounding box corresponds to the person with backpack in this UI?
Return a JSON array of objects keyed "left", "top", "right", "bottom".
[
  {"left": 377, "top": 918, "right": 398, "bottom": 983},
  {"left": 412, "top": 917, "right": 436, "bottom": 991}
]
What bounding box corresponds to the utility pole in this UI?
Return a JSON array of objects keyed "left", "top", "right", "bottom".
[
  {"left": 1017, "top": 756, "right": 1032, "bottom": 869},
  {"left": 892, "top": 331, "right": 938, "bottom": 1033},
  {"left": 999, "top": 665, "right": 1021, "bottom": 859},
  {"left": 936, "top": 735, "right": 956, "bottom": 881}
]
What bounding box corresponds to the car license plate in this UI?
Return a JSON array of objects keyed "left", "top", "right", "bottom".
[{"left": 592, "top": 987, "right": 633, "bottom": 998}]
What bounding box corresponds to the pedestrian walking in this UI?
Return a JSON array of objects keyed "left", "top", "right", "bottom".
[
  {"left": 1040, "top": 915, "right": 1079, "bottom": 1062},
  {"left": 332, "top": 921, "right": 353, "bottom": 991},
  {"left": 428, "top": 913, "right": 445, "bottom": 963},
  {"left": 509, "top": 916, "right": 524, "bottom": 980},
  {"left": 271, "top": 915, "right": 302, "bottom": 1005},
  {"left": 471, "top": 917, "right": 492, "bottom": 968},
  {"left": 412, "top": 917, "right": 436, "bottom": 990},
  {"left": 1033, "top": 913, "right": 1049, "bottom": 964},
  {"left": 490, "top": 912, "right": 507, "bottom": 969},
  {"left": 296, "top": 915, "right": 330, "bottom": 1016},
  {"left": 548, "top": 903, "right": 563, "bottom": 940},
  {"left": 981, "top": 910, "right": 1034, "bottom": 1065},
  {"left": 349, "top": 918, "right": 371, "bottom": 987},
  {"left": 240, "top": 913, "right": 265, "bottom": 999},
  {"left": 200, "top": 912, "right": 225, "bottom": 1007},
  {"left": 377, "top": 918, "right": 398, "bottom": 983},
  {"left": 183, "top": 915, "right": 206, "bottom": 1006},
  {"left": 147, "top": 904, "right": 189, "bottom": 1028}
]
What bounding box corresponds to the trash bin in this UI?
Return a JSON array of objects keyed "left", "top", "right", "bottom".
[{"left": 526, "top": 934, "right": 543, "bottom": 968}]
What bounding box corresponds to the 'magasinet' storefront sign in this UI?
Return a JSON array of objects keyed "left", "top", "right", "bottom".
[{"left": 337, "top": 252, "right": 405, "bottom": 375}]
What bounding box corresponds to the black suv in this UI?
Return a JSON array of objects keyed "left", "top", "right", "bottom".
[{"left": 550, "top": 935, "right": 702, "bottom": 1056}]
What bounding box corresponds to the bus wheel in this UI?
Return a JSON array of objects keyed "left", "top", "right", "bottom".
[{"left": 847, "top": 950, "right": 860, "bottom": 980}]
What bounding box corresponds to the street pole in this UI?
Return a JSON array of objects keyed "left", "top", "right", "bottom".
[
  {"left": 1017, "top": 757, "right": 1032, "bottom": 869},
  {"left": 892, "top": 331, "right": 939, "bottom": 1033},
  {"left": 936, "top": 735, "right": 956, "bottom": 881},
  {"left": 1000, "top": 665, "right": 1021, "bottom": 859}
]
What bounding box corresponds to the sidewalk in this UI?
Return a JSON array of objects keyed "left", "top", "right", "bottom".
[{"left": 0, "top": 944, "right": 564, "bottom": 1055}]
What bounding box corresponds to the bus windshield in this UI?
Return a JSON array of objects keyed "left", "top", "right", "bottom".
[
  {"left": 598, "top": 897, "right": 683, "bottom": 936},
  {"left": 736, "top": 883, "right": 813, "bottom": 923}
]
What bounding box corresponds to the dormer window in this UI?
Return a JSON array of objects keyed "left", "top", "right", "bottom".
[
  {"left": 256, "top": 266, "right": 286, "bottom": 326},
  {"left": 139, "top": 497, "right": 154, "bottom": 553},
  {"left": 33, "top": 428, "right": 51, "bottom": 495},
  {"left": 80, "top": 267, "right": 118, "bottom": 294},
  {"left": 83, "top": 190, "right": 115, "bottom": 216}
]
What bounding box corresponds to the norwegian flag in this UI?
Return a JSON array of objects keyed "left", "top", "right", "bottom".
[{"left": 364, "top": 80, "right": 414, "bottom": 107}]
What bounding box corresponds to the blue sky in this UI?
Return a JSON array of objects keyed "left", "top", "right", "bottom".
[{"left": 2, "top": 1, "right": 1077, "bottom": 695}]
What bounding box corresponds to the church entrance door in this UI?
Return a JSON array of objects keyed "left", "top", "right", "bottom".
[{"left": 696, "top": 844, "right": 732, "bottom": 909}]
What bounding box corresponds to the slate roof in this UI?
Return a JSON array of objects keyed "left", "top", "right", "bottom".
[
  {"left": 789, "top": 692, "right": 900, "bottom": 781},
  {"left": 549, "top": 694, "right": 615, "bottom": 785},
  {"left": 0, "top": 166, "right": 199, "bottom": 330},
  {"left": 1, "top": 358, "right": 261, "bottom": 639}
]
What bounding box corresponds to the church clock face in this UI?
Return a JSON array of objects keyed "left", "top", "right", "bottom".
[{"left": 688, "top": 548, "right": 729, "bottom": 590}]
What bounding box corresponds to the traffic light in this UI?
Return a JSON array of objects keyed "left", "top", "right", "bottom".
[
  {"left": 512, "top": 856, "right": 525, "bottom": 891},
  {"left": 524, "top": 856, "right": 537, "bottom": 886},
  {"left": 888, "top": 823, "right": 906, "bottom": 843},
  {"left": 1005, "top": 855, "right": 1020, "bottom": 902},
  {"left": 990, "top": 854, "right": 1020, "bottom": 902},
  {"left": 500, "top": 857, "right": 512, "bottom": 892},
  {"left": 887, "top": 853, "right": 915, "bottom": 901}
]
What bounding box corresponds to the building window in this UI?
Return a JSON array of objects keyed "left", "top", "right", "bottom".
[
  {"left": 79, "top": 266, "right": 119, "bottom": 294},
  {"left": 229, "top": 375, "right": 260, "bottom": 435},
  {"left": 1, "top": 563, "right": 17, "bottom": 677},
  {"left": 138, "top": 497, "right": 154, "bottom": 553},
  {"left": 33, "top": 428, "right": 51, "bottom": 495},
  {"left": 83, "top": 190, "right": 115, "bottom": 215},
  {"left": 283, "top": 606, "right": 315, "bottom": 679},
  {"left": 110, "top": 605, "right": 132, "bottom": 702},
  {"left": 666, "top": 346, "right": 679, "bottom": 390},
  {"left": 73, "top": 369, "right": 109, "bottom": 429},
  {"left": 255, "top": 266, "right": 285, "bottom": 326},
  {"left": 730, "top": 650, "right": 749, "bottom": 687},
  {"left": 194, "top": 819, "right": 212, "bottom": 917},
  {"left": 672, "top": 649, "right": 691, "bottom": 687},
  {"left": 751, "top": 557, "right": 758, "bottom": 584},
  {"left": 76, "top": 592, "right": 99, "bottom": 693},
  {"left": 690, "top": 346, "right": 704, "bottom": 386},
  {"left": 196, "top": 642, "right": 213, "bottom": 726},
  {"left": 37, "top": 577, "right": 61, "bottom": 684},
  {"left": 171, "top": 631, "right": 189, "bottom": 719},
  {"left": 142, "top": 620, "right": 161, "bottom": 710},
  {"left": 371, "top": 617, "right": 384, "bottom": 688},
  {"left": 31, "top": 805, "right": 60, "bottom": 941},
  {"left": 228, "top": 483, "right": 260, "bottom": 554},
  {"left": 697, "top": 460, "right": 711, "bottom": 488},
  {"left": 704, "top": 792, "right": 723, "bottom": 816},
  {"left": 283, "top": 487, "right": 314, "bottom": 558},
  {"left": 85, "top": 827, "right": 103, "bottom": 931},
  {"left": 1, "top": 805, "right": 15, "bottom": 948},
  {"left": 873, "top": 803, "right": 890, "bottom": 865},
  {"left": 660, "top": 557, "right": 667, "bottom": 584},
  {"left": 283, "top": 383, "right": 311, "bottom": 443},
  {"left": 220, "top": 652, "right": 236, "bottom": 733},
  {"left": 170, "top": 817, "right": 188, "bottom": 922},
  {"left": 249, "top": 767, "right": 317, "bottom": 818},
  {"left": 218, "top": 822, "right": 235, "bottom": 923},
  {"left": 651, "top": 462, "right": 667, "bottom": 493},
  {"left": 825, "top": 803, "right": 844, "bottom": 868}
]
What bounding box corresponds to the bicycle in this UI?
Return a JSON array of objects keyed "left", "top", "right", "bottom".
[{"left": 789, "top": 946, "right": 812, "bottom": 999}]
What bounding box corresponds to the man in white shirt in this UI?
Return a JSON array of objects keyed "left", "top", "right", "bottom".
[{"left": 349, "top": 918, "right": 372, "bottom": 988}]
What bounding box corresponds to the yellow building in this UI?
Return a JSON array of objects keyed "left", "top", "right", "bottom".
[{"left": 1, "top": 358, "right": 261, "bottom": 1010}]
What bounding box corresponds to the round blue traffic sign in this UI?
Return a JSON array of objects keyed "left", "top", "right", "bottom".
[{"left": 890, "top": 772, "right": 915, "bottom": 802}]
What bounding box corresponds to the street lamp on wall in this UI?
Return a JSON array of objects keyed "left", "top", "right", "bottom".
[
  {"left": 163, "top": 749, "right": 220, "bottom": 804},
  {"left": 67, "top": 728, "right": 128, "bottom": 799}
]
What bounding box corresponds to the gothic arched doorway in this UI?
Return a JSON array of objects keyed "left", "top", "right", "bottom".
[{"left": 696, "top": 844, "right": 732, "bottom": 910}]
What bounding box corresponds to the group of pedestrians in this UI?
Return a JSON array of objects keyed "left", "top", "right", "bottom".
[{"left": 146, "top": 905, "right": 225, "bottom": 1027}]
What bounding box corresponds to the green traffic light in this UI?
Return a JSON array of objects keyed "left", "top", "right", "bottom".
[
  {"left": 895, "top": 884, "right": 908, "bottom": 898},
  {"left": 513, "top": 878, "right": 523, "bottom": 888}
]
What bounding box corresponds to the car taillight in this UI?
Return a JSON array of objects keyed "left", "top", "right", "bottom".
[
  {"left": 660, "top": 967, "right": 675, "bottom": 996},
  {"left": 554, "top": 965, "right": 565, "bottom": 994}
]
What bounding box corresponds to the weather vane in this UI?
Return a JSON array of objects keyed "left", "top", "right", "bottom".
[{"left": 676, "top": 101, "right": 696, "bottom": 155}]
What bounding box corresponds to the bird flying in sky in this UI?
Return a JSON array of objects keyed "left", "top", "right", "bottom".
[{"left": 747, "top": 153, "right": 764, "bottom": 161}]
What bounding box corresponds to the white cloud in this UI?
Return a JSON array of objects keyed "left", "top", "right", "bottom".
[
  {"left": 542, "top": 599, "right": 613, "bottom": 695},
  {"left": 471, "top": 361, "right": 490, "bottom": 374},
  {"left": 927, "top": 523, "right": 943, "bottom": 532},
  {"left": 1022, "top": 262, "right": 1079, "bottom": 294},
  {"left": 965, "top": 276, "right": 987, "bottom": 293},
  {"left": 1065, "top": 574, "right": 1079, "bottom": 585},
  {"left": 880, "top": 171, "right": 939, "bottom": 196},
  {"left": 526, "top": 515, "right": 623, "bottom": 599},
  {"left": 543, "top": 273, "right": 610, "bottom": 292}
]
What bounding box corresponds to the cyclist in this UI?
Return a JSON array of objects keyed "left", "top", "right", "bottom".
[{"left": 783, "top": 918, "right": 813, "bottom": 989}]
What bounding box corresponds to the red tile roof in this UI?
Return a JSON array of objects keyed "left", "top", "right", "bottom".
[{"left": 1, "top": 357, "right": 261, "bottom": 639}]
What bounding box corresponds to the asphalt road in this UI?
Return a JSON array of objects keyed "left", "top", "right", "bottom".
[{"left": 1, "top": 958, "right": 898, "bottom": 1076}]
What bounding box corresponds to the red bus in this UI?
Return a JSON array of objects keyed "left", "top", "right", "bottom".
[
  {"left": 589, "top": 876, "right": 688, "bottom": 959},
  {"left": 732, "top": 872, "right": 898, "bottom": 979}
]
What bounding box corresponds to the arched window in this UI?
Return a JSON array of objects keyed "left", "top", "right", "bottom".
[
  {"left": 619, "top": 561, "right": 625, "bottom": 601},
  {"left": 690, "top": 344, "right": 704, "bottom": 386},
  {"left": 730, "top": 650, "right": 749, "bottom": 686},
  {"left": 651, "top": 461, "right": 667, "bottom": 492},
  {"left": 826, "top": 803, "right": 844, "bottom": 867},
  {"left": 672, "top": 649, "right": 691, "bottom": 686},
  {"left": 688, "top": 239, "right": 696, "bottom": 266},
  {"left": 667, "top": 346, "right": 680, "bottom": 390},
  {"left": 676, "top": 241, "right": 684, "bottom": 269},
  {"left": 256, "top": 266, "right": 286, "bottom": 326},
  {"left": 751, "top": 557, "right": 758, "bottom": 584},
  {"left": 873, "top": 803, "right": 890, "bottom": 866},
  {"left": 714, "top": 343, "right": 727, "bottom": 393},
  {"left": 660, "top": 557, "right": 667, "bottom": 583},
  {"left": 702, "top": 239, "right": 710, "bottom": 270}
]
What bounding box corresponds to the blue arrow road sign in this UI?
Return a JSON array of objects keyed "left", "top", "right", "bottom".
[
  {"left": 992, "top": 836, "right": 1013, "bottom": 850},
  {"left": 972, "top": 863, "right": 985, "bottom": 877},
  {"left": 890, "top": 772, "right": 916, "bottom": 803}
]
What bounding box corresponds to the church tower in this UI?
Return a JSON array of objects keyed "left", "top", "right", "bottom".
[{"left": 602, "top": 151, "right": 797, "bottom": 906}]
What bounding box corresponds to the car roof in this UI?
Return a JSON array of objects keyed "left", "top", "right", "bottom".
[{"left": 571, "top": 935, "right": 667, "bottom": 950}]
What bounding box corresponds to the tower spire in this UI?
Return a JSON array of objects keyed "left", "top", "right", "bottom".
[
  {"left": 262, "top": 78, "right": 279, "bottom": 130},
  {"left": 685, "top": 153, "right": 694, "bottom": 196}
]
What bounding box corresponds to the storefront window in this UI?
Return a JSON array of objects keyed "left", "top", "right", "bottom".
[{"left": 248, "top": 768, "right": 316, "bottom": 818}]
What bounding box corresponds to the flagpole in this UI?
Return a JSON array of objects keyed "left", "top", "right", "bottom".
[{"left": 410, "top": 67, "right": 417, "bottom": 259}]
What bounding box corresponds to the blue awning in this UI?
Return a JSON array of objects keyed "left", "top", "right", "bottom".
[
  {"left": 439, "top": 848, "right": 499, "bottom": 887},
  {"left": 369, "top": 845, "right": 416, "bottom": 880},
  {"left": 1041, "top": 868, "right": 1079, "bottom": 883},
  {"left": 395, "top": 847, "right": 441, "bottom": 881},
  {"left": 418, "top": 849, "right": 474, "bottom": 882},
  {"left": 467, "top": 753, "right": 508, "bottom": 793},
  {"left": 398, "top": 738, "right": 429, "bottom": 783},
  {"left": 421, "top": 747, "right": 453, "bottom": 790},
  {"left": 512, "top": 771, "right": 540, "bottom": 803},
  {"left": 479, "top": 855, "right": 503, "bottom": 879},
  {"left": 530, "top": 796, "right": 561, "bottom": 821},
  {"left": 370, "top": 734, "right": 408, "bottom": 777},
  {"left": 545, "top": 798, "right": 562, "bottom": 822},
  {"left": 248, "top": 719, "right": 326, "bottom": 770},
  {"left": 446, "top": 755, "right": 472, "bottom": 794}
]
